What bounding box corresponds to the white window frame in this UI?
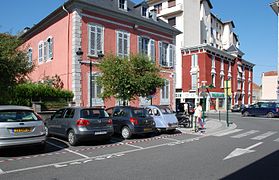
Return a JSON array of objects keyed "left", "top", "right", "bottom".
[
  {"left": 88, "top": 73, "right": 104, "bottom": 106},
  {"left": 191, "top": 73, "right": 198, "bottom": 90},
  {"left": 138, "top": 36, "right": 156, "bottom": 62},
  {"left": 161, "top": 79, "right": 170, "bottom": 105},
  {"left": 27, "top": 48, "right": 32, "bottom": 66},
  {"left": 220, "top": 75, "right": 224, "bottom": 88},
  {"left": 88, "top": 23, "right": 104, "bottom": 57},
  {"left": 191, "top": 54, "right": 198, "bottom": 68},
  {"left": 116, "top": 30, "right": 130, "bottom": 58},
  {"left": 141, "top": 6, "right": 148, "bottom": 18},
  {"left": 118, "top": 0, "right": 127, "bottom": 11},
  {"left": 159, "top": 41, "right": 175, "bottom": 67},
  {"left": 46, "top": 37, "right": 53, "bottom": 60},
  {"left": 211, "top": 73, "right": 216, "bottom": 87}
]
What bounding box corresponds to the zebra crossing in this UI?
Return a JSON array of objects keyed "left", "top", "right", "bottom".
[{"left": 212, "top": 129, "right": 279, "bottom": 142}]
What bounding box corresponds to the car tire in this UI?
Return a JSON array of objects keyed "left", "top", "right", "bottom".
[
  {"left": 121, "top": 126, "right": 132, "bottom": 139},
  {"left": 68, "top": 130, "right": 78, "bottom": 146},
  {"left": 242, "top": 111, "right": 249, "bottom": 117},
  {"left": 266, "top": 112, "right": 274, "bottom": 118}
]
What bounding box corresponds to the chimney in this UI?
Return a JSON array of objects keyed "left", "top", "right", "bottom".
[
  {"left": 23, "top": 27, "right": 30, "bottom": 34},
  {"left": 150, "top": 9, "right": 157, "bottom": 21}
]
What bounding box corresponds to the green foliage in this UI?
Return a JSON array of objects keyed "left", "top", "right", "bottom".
[
  {"left": 9, "top": 83, "right": 74, "bottom": 107},
  {"left": 0, "top": 33, "right": 34, "bottom": 104},
  {"left": 97, "top": 54, "right": 164, "bottom": 105}
]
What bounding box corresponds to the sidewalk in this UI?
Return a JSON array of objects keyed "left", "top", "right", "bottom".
[{"left": 177, "top": 118, "right": 237, "bottom": 135}]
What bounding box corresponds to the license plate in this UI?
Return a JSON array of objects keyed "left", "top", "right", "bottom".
[
  {"left": 144, "top": 128, "right": 152, "bottom": 132},
  {"left": 95, "top": 131, "right": 107, "bottom": 135},
  {"left": 13, "top": 128, "right": 31, "bottom": 133}
]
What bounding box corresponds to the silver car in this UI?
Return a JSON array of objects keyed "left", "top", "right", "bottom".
[{"left": 0, "top": 105, "right": 46, "bottom": 149}]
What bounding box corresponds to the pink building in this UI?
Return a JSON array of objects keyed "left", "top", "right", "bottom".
[{"left": 20, "top": 0, "right": 180, "bottom": 108}]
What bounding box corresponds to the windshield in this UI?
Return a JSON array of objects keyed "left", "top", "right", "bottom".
[
  {"left": 159, "top": 107, "right": 173, "bottom": 114},
  {"left": 80, "top": 109, "right": 109, "bottom": 118},
  {"left": 0, "top": 110, "right": 39, "bottom": 122},
  {"left": 132, "top": 108, "right": 149, "bottom": 118}
]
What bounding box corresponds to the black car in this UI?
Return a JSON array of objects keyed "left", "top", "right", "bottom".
[
  {"left": 241, "top": 102, "right": 279, "bottom": 118},
  {"left": 45, "top": 107, "right": 114, "bottom": 146},
  {"left": 106, "top": 106, "right": 156, "bottom": 139}
]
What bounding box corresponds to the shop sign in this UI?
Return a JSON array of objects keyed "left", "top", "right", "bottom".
[{"left": 210, "top": 92, "right": 225, "bottom": 98}]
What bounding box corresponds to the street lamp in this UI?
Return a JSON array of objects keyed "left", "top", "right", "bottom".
[{"left": 76, "top": 48, "right": 104, "bottom": 107}]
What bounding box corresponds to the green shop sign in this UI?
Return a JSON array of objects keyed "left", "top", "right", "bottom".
[{"left": 210, "top": 92, "right": 225, "bottom": 98}]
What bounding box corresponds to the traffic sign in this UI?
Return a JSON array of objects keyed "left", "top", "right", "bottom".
[{"left": 224, "top": 80, "right": 232, "bottom": 96}]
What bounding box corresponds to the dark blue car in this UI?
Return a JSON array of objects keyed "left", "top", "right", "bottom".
[{"left": 241, "top": 102, "right": 279, "bottom": 118}]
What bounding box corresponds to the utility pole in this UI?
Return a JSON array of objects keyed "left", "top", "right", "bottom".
[{"left": 225, "top": 80, "right": 232, "bottom": 127}]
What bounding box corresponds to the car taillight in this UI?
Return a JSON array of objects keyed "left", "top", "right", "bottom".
[
  {"left": 276, "top": 108, "right": 279, "bottom": 112},
  {"left": 107, "top": 119, "right": 113, "bottom": 125},
  {"left": 130, "top": 117, "right": 138, "bottom": 125},
  {"left": 76, "top": 119, "right": 90, "bottom": 126}
]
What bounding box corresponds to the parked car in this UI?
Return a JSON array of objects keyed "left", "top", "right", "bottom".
[
  {"left": 241, "top": 102, "right": 279, "bottom": 118},
  {"left": 0, "top": 105, "right": 46, "bottom": 149},
  {"left": 144, "top": 105, "right": 178, "bottom": 132},
  {"left": 45, "top": 107, "right": 114, "bottom": 146},
  {"left": 231, "top": 104, "right": 245, "bottom": 112},
  {"left": 106, "top": 106, "right": 156, "bottom": 139}
]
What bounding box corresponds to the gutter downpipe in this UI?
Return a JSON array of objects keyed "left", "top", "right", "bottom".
[{"left": 63, "top": 5, "right": 70, "bottom": 90}]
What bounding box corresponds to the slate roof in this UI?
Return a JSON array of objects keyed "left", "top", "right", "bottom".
[{"left": 226, "top": 44, "right": 245, "bottom": 57}]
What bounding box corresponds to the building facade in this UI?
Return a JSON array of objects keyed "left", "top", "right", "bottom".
[
  {"left": 261, "top": 71, "right": 278, "bottom": 101},
  {"left": 20, "top": 0, "right": 180, "bottom": 108},
  {"left": 147, "top": 0, "right": 254, "bottom": 110},
  {"left": 252, "top": 82, "right": 261, "bottom": 104}
]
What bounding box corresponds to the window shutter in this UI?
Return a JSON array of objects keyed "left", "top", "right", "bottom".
[
  {"left": 150, "top": 39, "right": 155, "bottom": 63},
  {"left": 159, "top": 41, "right": 162, "bottom": 65},
  {"left": 49, "top": 38, "right": 53, "bottom": 59},
  {"left": 96, "top": 26, "right": 102, "bottom": 53},
  {"left": 168, "top": 44, "right": 175, "bottom": 67},
  {"left": 138, "top": 36, "right": 142, "bottom": 54},
  {"left": 43, "top": 41, "right": 47, "bottom": 61},
  {"left": 117, "top": 32, "right": 122, "bottom": 56}
]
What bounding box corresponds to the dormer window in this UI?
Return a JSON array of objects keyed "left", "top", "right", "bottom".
[
  {"left": 119, "top": 0, "right": 127, "bottom": 10},
  {"left": 141, "top": 6, "right": 148, "bottom": 17}
]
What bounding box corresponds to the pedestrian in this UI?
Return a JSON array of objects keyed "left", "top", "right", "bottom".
[
  {"left": 184, "top": 103, "right": 189, "bottom": 116},
  {"left": 194, "top": 103, "right": 203, "bottom": 132}
]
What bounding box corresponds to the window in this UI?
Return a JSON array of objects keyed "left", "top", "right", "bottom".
[
  {"left": 27, "top": 48, "right": 32, "bottom": 66},
  {"left": 220, "top": 75, "right": 224, "bottom": 88},
  {"left": 161, "top": 80, "right": 170, "bottom": 104},
  {"left": 191, "top": 74, "right": 197, "bottom": 90},
  {"left": 159, "top": 42, "right": 175, "bottom": 67},
  {"left": 64, "top": 109, "right": 75, "bottom": 118},
  {"left": 168, "top": 17, "right": 176, "bottom": 26},
  {"left": 141, "top": 6, "right": 148, "bottom": 17},
  {"left": 118, "top": 0, "right": 127, "bottom": 10},
  {"left": 88, "top": 24, "right": 104, "bottom": 56},
  {"left": 211, "top": 56, "right": 215, "bottom": 68},
  {"left": 89, "top": 74, "right": 103, "bottom": 105},
  {"left": 53, "top": 109, "right": 65, "bottom": 118},
  {"left": 154, "top": 3, "right": 162, "bottom": 14},
  {"left": 47, "top": 37, "right": 53, "bottom": 59},
  {"left": 168, "top": 0, "right": 176, "bottom": 8},
  {"left": 237, "top": 81, "right": 241, "bottom": 90},
  {"left": 117, "top": 31, "right": 130, "bottom": 58},
  {"left": 138, "top": 37, "right": 155, "bottom": 62},
  {"left": 38, "top": 42, "right": 43, "bottom": 63},
  {"left": 211, "top": 74, "right": 215, "bottom": 87},
  {"left": 191, "top": 54, "right": 198, "bottom": 67}
]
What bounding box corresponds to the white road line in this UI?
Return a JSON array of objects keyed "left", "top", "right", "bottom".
[
  {"left": 251, "top": 131, "right": 277, "bottom": 140},
  {"left": 1, "top": 135, "right": 209, "bottom": 175},
  {"left": 231, "top": 130, "right": 259, "bottom": 138},
  {"left": 46, "top": 141, "right": 89, "bottom": 159},
  {"left": 274, "top": 138, "right": 279, "bottom": 142},
  {"left": 213, "top": 129, "right": 243, "bottom": 137},
  {"left": 0, "top": 168, "right": 4, "bottom": 174},
  {"left": 125, "top": 143, "right": 143, "bottom": 149},
  {"left": 163, "top": 137, "right": 181, "bottom": 142}
]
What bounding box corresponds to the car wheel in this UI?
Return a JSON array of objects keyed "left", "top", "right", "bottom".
[
  {"left": 68, "top": 130, "right": 78, "bottom": 146},
  {"left": 266, "top": 112, "right": 274, "bottom": 118},
  {"left": 121, "top": 126, "right": 132, "bottom": 139},
  {"left": 242, "top": 111, "right": 249, "bottom": 117}
]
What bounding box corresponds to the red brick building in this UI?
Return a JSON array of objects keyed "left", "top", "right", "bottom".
[
  {"left": 179, "top": 44, "right": 254, "bottom": 111},
  {"left": 20, "top": 0, "right": 180, "bottom": 108}
]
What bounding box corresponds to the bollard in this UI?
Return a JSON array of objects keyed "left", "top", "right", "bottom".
[{"left": 219, "top": 111, "right": 221, "bottom": 121}]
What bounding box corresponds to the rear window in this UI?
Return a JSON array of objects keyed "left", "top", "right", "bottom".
[
  {"left": 80, "top": 109, "right": 109, "bottom": 118},
  {"left": 0, "top": 110, "right": 39, "bottom": 122},
  {"left": 159, "top": 107, "right": 173, "bottom": 114},
  {"left": 132, "top": 108, "right": 149, "bottom": 118}
]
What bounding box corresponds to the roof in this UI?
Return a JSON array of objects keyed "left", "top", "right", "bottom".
[
  {"left": 20, "top": 0, "right": 181, "bottom": 41},
  {"left": 270, "top": 1, "right": 279, "bottom": 14},
  {"left": 263, "top": 71, "right": 278, "bottom": 76},
  {"left": 226, "top": 44, "right": 245, "bottom": 57},
  {"left": 252, "top": 82, "right": 261, "bottom": 90},
  {"left": 202, "top": 0, "right": 213, "bottom": 9},
  {"left": 223, "top": 20, "right": 235, "bottom": 28}
]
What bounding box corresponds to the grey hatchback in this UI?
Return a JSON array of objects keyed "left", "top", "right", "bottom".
[
  {"left": 45, "top": 107, "right": 114, "bottom": 146},
  {"left": 0, "top": 105, "right": 46, "bottom": 149}
]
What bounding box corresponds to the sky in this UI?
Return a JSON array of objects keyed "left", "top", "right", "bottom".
[{"left": 0, "top": 0, "right": 277, "bottom": 85}]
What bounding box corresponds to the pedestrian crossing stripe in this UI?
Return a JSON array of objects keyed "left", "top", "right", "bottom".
[
  {"left": 251, "top": 131, "right": 277, "bottom": 140},
  {"left": 231, "top": 130, "right": 259, "bottom": 138},
  {"left": 213, "top": 129, "right": 243, "bottom": 137},
  {"left": 274, "top": 138, "right": 279, "bottom": 142}
]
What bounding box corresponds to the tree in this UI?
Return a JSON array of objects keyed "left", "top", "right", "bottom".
[
  {"left": 0, "top": 33, "right": 34, "bottom": 104},
  {"left": 97, "top": 54, "right": 165, "bottom": 105}
]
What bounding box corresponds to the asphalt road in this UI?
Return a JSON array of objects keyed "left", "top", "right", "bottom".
[{"left": 0, "top": 113, "right": 278, "bottom": 180}]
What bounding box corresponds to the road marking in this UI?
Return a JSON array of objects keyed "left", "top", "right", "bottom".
[
  {"left": 46, "top": 141, "right": 89, "bottom": 159},
  {"left": 274, "top": 138, "right": 279, "bottom": 142},
  {"left": 213, "top": 129, "right": 243, "bottom": 137},
  {"left": 224, "top": 142, "right": 263, "bottom": 160},
  {"left": 163, "top": 137, "right": 181, "bottom": 142},
  {"left": 251, "top": 131, "right": 277, "bottom": 140},
  {"left": 0, "top": 169, "right": 4, "bottom": 174},
  {"left": 125, "top": 143, "right": 143, "bottom": 149},
  {"left": 231, "top": 130, "right": 259, "bottom": 138}
]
